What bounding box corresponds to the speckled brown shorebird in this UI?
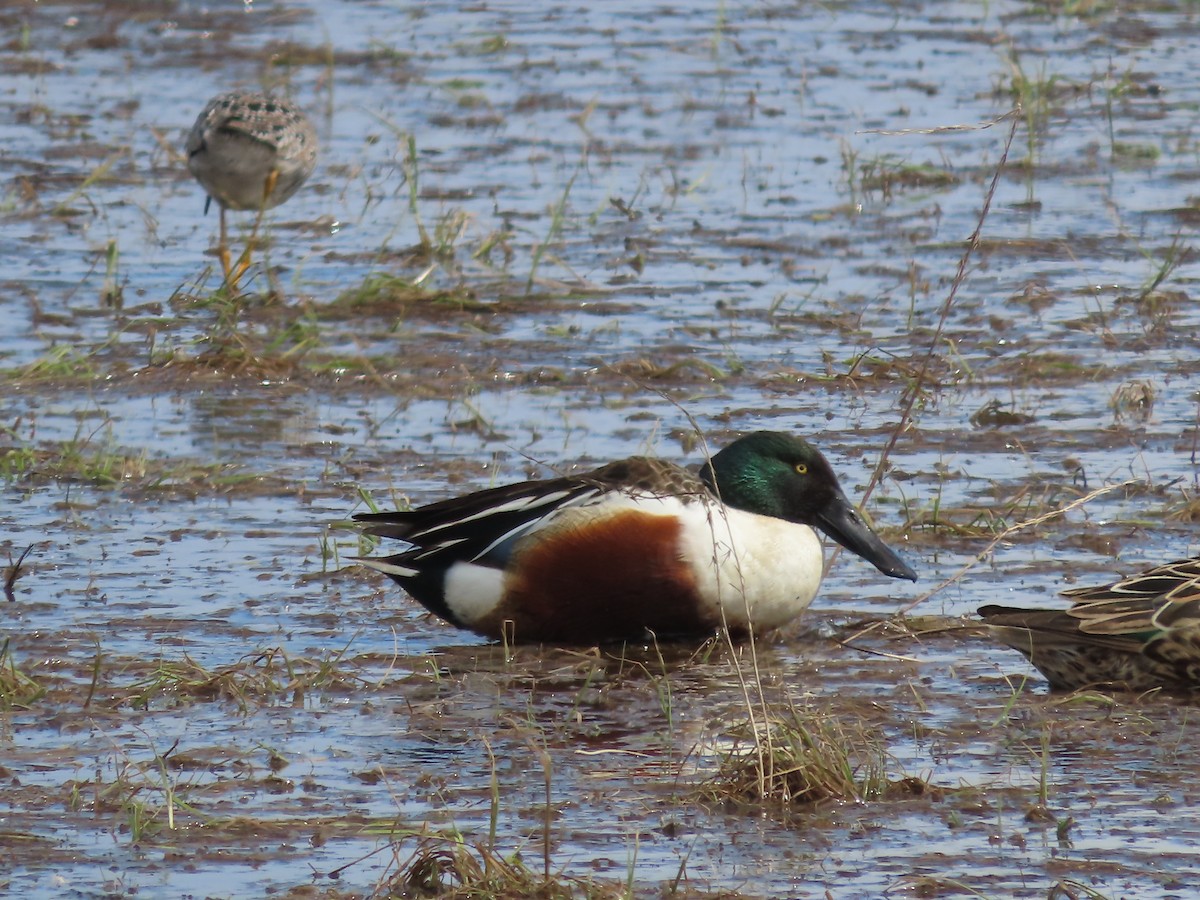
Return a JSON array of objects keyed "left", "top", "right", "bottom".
[
  {"left": 186, "top": 90, "right": 318, "bottom": 285},
  {"left": 980, "top": 557, "right": 1200, "bottom": 692}
]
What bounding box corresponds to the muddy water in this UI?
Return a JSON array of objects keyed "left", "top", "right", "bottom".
[{"left": 3, "top": 0, "right": 1200, "bottom": 897}]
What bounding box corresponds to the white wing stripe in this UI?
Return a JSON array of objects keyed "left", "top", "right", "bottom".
[
  {"left": 353, "top": 556, "right": 419, "bottom": 578},
  {"left": 404, "top": 488, "right": 584, "bottom": 541}
]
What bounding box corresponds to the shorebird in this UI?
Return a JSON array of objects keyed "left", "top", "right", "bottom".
[{"left": 186, "top": 90, "right": 317, "bottom": 286}]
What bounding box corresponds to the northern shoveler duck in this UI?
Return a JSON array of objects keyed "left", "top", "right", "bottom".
[
  {"left": 979, "top": 557, "right": 1200, "bottom": 692},
  {"left": 186, "top": 91, "right": 318, "bottom": 285},
  {"left": 354, "top": 431, "right": 917, "bottom": 643}
]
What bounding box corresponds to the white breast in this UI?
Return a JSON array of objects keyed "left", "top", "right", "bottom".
[{"left": 675, "top": 500, "right": 825, "bottom": 630}]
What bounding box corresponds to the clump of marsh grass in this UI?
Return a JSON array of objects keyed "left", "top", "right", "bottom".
[
  {"left": 330, "top": 271, "right": 482, "bottom": 315},
  {"left": 121, "top": 644, "right": 370, "bottom": 713},
  {"left": 376, "top": 837, "right": 621, "bottom": 900},
  {"left": 0, "top": 638, "right": 44, "bottom": 709},
  {"left": 698, "top": 701, "right": 913, "bottom": 809},
  {"left": 857, "top": 154, "right": 959, "bottom": 200}
]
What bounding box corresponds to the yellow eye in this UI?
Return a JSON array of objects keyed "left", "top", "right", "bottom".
[{"left": 794, "top": 463, "right": 808, "bottom": 475}]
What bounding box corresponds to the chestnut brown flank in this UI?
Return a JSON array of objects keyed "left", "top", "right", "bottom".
[{"left": 479, "top": 509, "right": 710, "bottom": 642}]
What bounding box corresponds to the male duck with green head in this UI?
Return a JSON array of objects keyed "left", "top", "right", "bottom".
[{"left": 355, "top": 431, "right": 917, "bottom": 642}]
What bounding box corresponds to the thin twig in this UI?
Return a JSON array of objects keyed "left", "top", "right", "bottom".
[
  {"left": 862, "top": 105, "right": 1023, "bottom": 507},
  {"left": 857, "top": 108, "right": 1021, "bottom": 137},
  {"left": 824, "top": 108, "right": 1021, "bottom": 586}
]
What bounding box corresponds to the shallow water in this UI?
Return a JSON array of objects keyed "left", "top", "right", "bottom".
[{"left": 3, "top": 0, "right": 1200, "bottom": 897}]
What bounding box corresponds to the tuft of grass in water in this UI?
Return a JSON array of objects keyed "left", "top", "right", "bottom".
[
  {"left": 902, "top": 469, "right": 1098, "bottom": 539},
  {"left": 50, "top": 152, "right": 123, "bottom": 217},
  {"left": 122, "top": 643, "right": 370, "bottom": 713},
  {"left": 331, "top": 272, "right": 481, "bottom": 314},
  {"left": 1111, "top": 141, "right": 1159, "bottom": 165},
  {"left": 378, "top": 836, "right": 625, "bottom": 900},
  {"left": 857, "top": 155, "right": 959, "bottom": 199},
  {"left": 0, "top": 418, "right": 252, "bottom": 498},
  {"left": 1026, "top": 723, "right": 1055, "bottom": 821},
  {"left": 372, "top": 122, "right": 483, "bottom": 272},
  {"left": 472, "top": 225, "right": 516, "bottom": 269},
  {"left": 430, "top": 208, "right": 472, "bottom": 261},
  {"left": 1131, "top": 230, "right": 1191, "bottom": 308},
  {"left": 891, "top": 875, "right": 995, "bottom": 898},
  {"left": 525, "top": 165, "right": 580, "bottom": 296},
  {"left": 1103, "top": 61, "right": 1160, "bottom": 168},
  {"left": 101, "top": 238, "right": 123, "bottom": 309},
  {"left": 1166, "top": 494, "right": 1200, "bottom": 523},
  {"left": 1048, "top": 880, "right": 1116, "bottom": 900},
  {"left": 0, "top": 415, "right": 144, "bottom": 489},
  {"left": 262, "top": 38, "right": 337, "bottom": 68},
  {"left": 1001, "top": 48, "right": 1061, "bottom": 169},
  {"left": 72, "top": 730, "right": 205, "bottom": 844},
  {"left": 401, "top": 133, "right": 431, "bottom": 250},
  {"left": 138, "top": 287, "right": 333, "bottom": 379},
  {"left": 837, "top": 137, "right": 862, "bottom": 207},
  {"left": 0, "top": 444, "right": 38, "bottom": 483},
  {"left": 0, "top": 639, "right": 45, "bottom": 709},
  {"left": 699, "top": 701, "right": 918, "bottom": 809},
  {"left": 609, "top": 357, "right": 728, "bottom": 382},
  {"left": 709, "top": 0, "right": 728, "bottom": 58},
  {"left": 7, "top": 344, "right": 102, "bottom": 383}
]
